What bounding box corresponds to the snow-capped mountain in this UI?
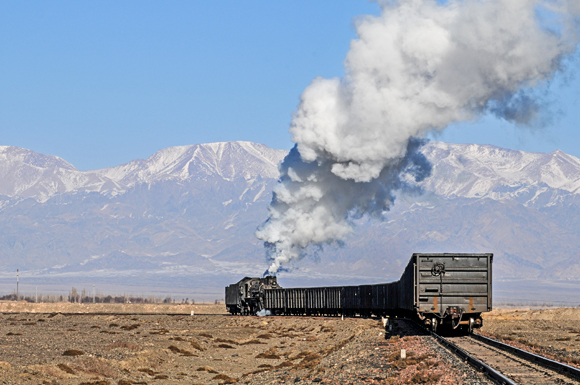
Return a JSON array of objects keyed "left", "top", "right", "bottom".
[
  {"left": 421, "top": 142, "right": 580, "bottom": 205},
  {"left": 0, "top": 141, "right": 286, "bottom": 202},
  {"left": 97, "top": 141, "right": 286, "bottom": 187},
  {"left": 0, "top": 140, "right": 579, "bottom": 302}
]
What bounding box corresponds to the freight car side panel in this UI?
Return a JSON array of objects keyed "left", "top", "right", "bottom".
[{"left": 415, "top": 253, "right": 492, "bottom": 315}]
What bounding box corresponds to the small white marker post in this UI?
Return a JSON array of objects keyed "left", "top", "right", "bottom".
[
  {"left": 191, "top": 310, "right": 195, "bottom": 316},
  {"left": 401, "top": 349, "right": 406, "bottom": 360}
]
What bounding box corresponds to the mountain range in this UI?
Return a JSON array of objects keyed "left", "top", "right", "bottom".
[{"left": 1, "top": 141, "right": 579, "bottom": 303}]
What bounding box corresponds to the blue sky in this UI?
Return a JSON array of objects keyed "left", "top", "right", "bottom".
[{"left": 1, "top": 1, "right": 579, "bottom": 170}]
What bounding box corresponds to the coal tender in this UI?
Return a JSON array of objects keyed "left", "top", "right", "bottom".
[{"left": 225, "top": 253, "right": 493, "bottom": 332}]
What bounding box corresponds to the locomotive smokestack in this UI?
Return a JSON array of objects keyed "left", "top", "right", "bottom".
[{"left": 256, "top": 0, "right": 580, "bottom": 275}]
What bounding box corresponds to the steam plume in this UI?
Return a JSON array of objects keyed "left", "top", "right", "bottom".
[{"left": 257, "top": 0, "right": 580, "bottom": 275}]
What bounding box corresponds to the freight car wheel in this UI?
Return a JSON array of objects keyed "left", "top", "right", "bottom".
[
  {"left": 468, "top": 318, "right": 475, "bottom": 334},
  {"left": 431, "top": 318, "right": 438, "bottom": 332}
]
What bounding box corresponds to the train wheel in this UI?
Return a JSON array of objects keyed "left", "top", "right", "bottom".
[{"left": 468, "top": 318, "right": 475, "bottom": 334}]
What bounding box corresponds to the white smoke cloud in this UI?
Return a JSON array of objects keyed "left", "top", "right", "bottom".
[{"left": 256, "top": 0, "right": 580, "bottom": 275}]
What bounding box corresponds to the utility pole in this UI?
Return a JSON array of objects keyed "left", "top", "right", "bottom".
[
  {"left": 93, "top": 285, "right": 95, "bottom": 304},
  {"left": 16, "top": 269, "right": 19, "bottom": 301},
  {"left": 35, "top": 286, "right": 38, "bottom": 303}
]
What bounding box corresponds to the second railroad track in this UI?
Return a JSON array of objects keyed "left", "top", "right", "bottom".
[{"left": 429, "top": 327, "right": 580, "bottom": 384}]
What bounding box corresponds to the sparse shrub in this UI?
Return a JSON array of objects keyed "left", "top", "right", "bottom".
[
  {"left": 63, "top": 349, "right": 84, "bottom": 356},
  {"left": 138, "top": 368, "right": 156, "bottom": 376},
  {"left": 215, "top": 338, "right": 238, "bottom": 345},
  {"left": 168, "top": 345, "right": 195, "bottom": 356},
  {"left": 197, "top": 366, "right": 218, "bottom": 374},
  {"left": 212, "top": 374, "right": 237, "bottom": 384},
  {"left": 239, "top": 339, "right": 265, "bottom": 345},
  {"left": 190, "top": 340, "right": 205, "bottom": 351},
  {"left": 73, "top": 357, "right": 117, "bottom": 377},
  {"left": 410, "top": 371, "right": 442, "bottom": 384},
  {"left": 256, "top": 347, "right": 280, "bottom": 359},
  {"left": 120, "top": 324, "right": 140, "bottom": 331},
  {"left": 57, "top": 363, "right": 75, "bottom": 374}
]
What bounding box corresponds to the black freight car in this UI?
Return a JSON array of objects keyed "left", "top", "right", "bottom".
[
  {"left": 401, "top": 253, "right": 493, "bottom": 332},
  {"left": 225, "top": 253, "right": 492, "bottom": 332}
]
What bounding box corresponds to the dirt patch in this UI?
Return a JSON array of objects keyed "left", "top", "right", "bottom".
[{"left": 0, "top": 309, "right": 489, "bottom": 384}]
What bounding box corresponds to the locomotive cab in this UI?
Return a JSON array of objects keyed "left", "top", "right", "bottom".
[{"left": 225, "top": 276, "right": 281, "bottom": 315}]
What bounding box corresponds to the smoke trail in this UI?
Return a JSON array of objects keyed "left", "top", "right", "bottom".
[{"left": 256, "top": 0, "right": 580, "bottom": 275}]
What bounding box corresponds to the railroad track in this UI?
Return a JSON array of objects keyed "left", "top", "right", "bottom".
[{"left": 429, "top": 328, "right": 580, "bottom": 384}]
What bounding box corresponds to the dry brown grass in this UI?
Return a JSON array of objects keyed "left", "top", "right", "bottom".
[{"left": 198, "top": 332, "right": 213, "bottom": 339}]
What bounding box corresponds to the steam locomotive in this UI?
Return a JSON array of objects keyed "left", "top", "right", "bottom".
[{"left": 225, "top": 253, "right": 493, "bottom": 332}]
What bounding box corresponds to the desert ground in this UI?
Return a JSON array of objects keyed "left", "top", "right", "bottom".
[{"left": 0, "top": 303, "right": 578, "bottom": 385}]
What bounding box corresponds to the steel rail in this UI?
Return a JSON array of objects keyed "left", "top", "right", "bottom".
[
  {"left": 471, "top": 332, "right": 580, "bottom": 381},
  {"left": 404, "top": 318, "right": 517, "bottom": 384},
  {"left": 426, "top": 329, "right": 518, "bottom": 385}
]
